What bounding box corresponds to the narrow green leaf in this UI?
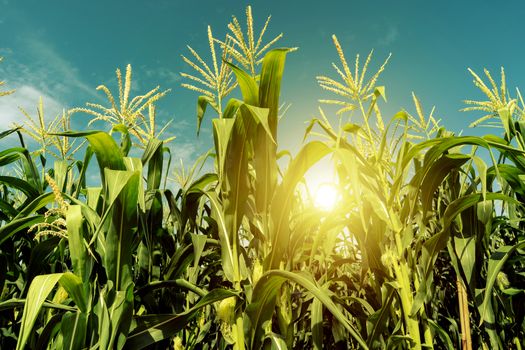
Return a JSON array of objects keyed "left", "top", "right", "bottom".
[
  {"left": 55, "top": 131, "right": 125, "bottom": 183},
  {"left": 60, "top": 311, "right": 87, "bottom": 350},
  {"left": 103, "top": 169, "right": 140, "bottom": 291},
  {"left": 16, "top": 273, "right": 63, "bottom": 350},
  {"left": 411, "top": 192, "right": 517, "bottom": 316},
  {"left": 125, "top": 289, "right": 237, "bottom": 350},
  {"left": 203, "top": 190, "right": 235, "bottom": 282},
  {"left": 59, "top": 272, "right": 87, "bottom": 313},
  {"left": 190, "top": 233, "right": 207, "bottom": 268},
  {"left": 0, "top": 215, "right": 43, "bottom": 246},
  {"left": 67, "top": 205, "right": 91, "bottom": 286},
  {"left": 226, "top": 60, "right": 259, "bottom": 105},
  {"left": 419, "top": 154, "right": 470, "bottom": 215},
  {"left": 267, "top": 141, "right": 331, "bottom": 269},
  {"left": 247, "top": 270, "right": 367, "bottom": 350},
  {"left": 311, "top": 297, "right": 323, "bottom": 350},
  {"left": 196, "top": 95, "right": 213, "bottom": 135},
  {"left": 479, "top": 241, "right": 525, "bottom": 324}
]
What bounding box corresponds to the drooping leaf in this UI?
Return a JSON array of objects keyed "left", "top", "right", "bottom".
[
  {"left": 226, "top": 60, "right": 259, "bottom": 105},
  {"left": 196, "top": 95, "right": 214, "bottom": 135},
  {"left": 478, "top": 241, "right": 525, "bottom": 324},
  {"left": 266, "top": 141, "right": 331, "bottom": 269},
  {"left": 246, "top": 270, "right": 368, "bottom": 350},
  {"left": 58, "top": 272, "right": 87, "bottom": 313},
  {"left": 125, "top": 289, "right": 237, "bottom": 350}
]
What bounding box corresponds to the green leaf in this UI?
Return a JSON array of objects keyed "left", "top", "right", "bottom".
[
  {"left": 190, "top": 233, "right": 207, "bottom": 268},
  {"left": 0, "top": 215, "right": 44, "bottom": 246},
  {"left": 112, "top": 124, "right": 132, "bottom": 156},
  {"left": 241, "top": 104, "right": 275, "bottom": 144},
  {"left": 374, "top": 86, "right": 387, "bottom": 102},
  {"left": 125, "top": 289, "right": 237, "bottom": 350},
  {"left": 342, "top": 123, "right": 361, "bottom": 134},
  {"left": 212, "top": 118, "right": 235, "bottom": 181},
  {"left": 452, "top": 235, "right": 477, "bottom": 286},
  {"left": 411, "top": 192, "right": 517, "bottom": 316},
  {"left": 196, "top": 95, "right": 214, "bottom": 135},
  {"left": 0, "top": 298, "right": 76, "bottom": 313},
  {"left": 427, "top": 319, "right": 455, "bottom": 350},
  {"left": 253, "top": 48, "right": 291, "bottom": 214},
  {"left": 103, "top": 169, "right": 140, "bottom": 291},
  {"left": 246, "top": 270, "right": 368, "bottom": 350},
  {"left": 0, "top": 126, "right": 21, "bottom": 140},
  {"left": 67, "top": 205, "right": 92, "bottom": 286},
  {"left": 419, "top": 154, "right": 470, "bottom": 215},
  {"left": 16, "top": 273, "right": 63, "bottom": 350},
  {"left": 479, "top": 241, "right": 525, "bottom": 324},
  {"left": 60, "top": 311, "right": 87, "bottom": 350},
  {"left": 0, "top": 147, "right": 41, "bottom": 191},
  {"left": 141, "top": 138, "right": 164, "bottom": 190},
  {"left": 366, "top": 287, "right": 396, "bottom": 348},
  {"left": 203, "top": 190, "right": 235, "bottom": 282},
  {"left": 226, "top": 60, "right": 259, "bottom": 105},
  {"left": 53, "top": 160, "right": 69, "bottom": 193},
  {"left": 59, "top": 272, "right": 87, "bottom": 313},
  {"left": 311, "top": 297, "right": 323, "bottom": 350},
  {"left": 259, "top": 48, "right": 292, "bottom": 134},
  {"left": 55, "top": 131, "right": 125, "bottom": 183},
  {"left": 267, "top": 141, "right": 331, "bottom": 269},
  {"left": 0, "top": 176, "right": 39, "bottom": 200}
]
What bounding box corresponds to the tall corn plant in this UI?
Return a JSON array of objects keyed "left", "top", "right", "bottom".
[
  {"left": 458, "top": 68, "right": 525, "bottom": 348},
  {"left": 182, "top": 9, "right": 368, "bottom": 349},
  {"left": 307, "top": 35, "right": 523, "bottom": 349}
]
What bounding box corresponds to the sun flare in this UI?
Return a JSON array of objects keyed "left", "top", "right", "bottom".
[{"left": 313, "top": 183, "right": 339, "bottom": 211}]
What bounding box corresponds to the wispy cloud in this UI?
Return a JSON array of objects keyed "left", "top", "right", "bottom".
[
  {"left": 144, "top": 66, "right": 181, "bottom": 85},
  {"left": 0, "top": 37, "right": 99, "bottom": 113},
  {"left": 18, "top": 37, "right": 98, "bottom": 100},
  {"left": 0, "top": 36, "right": 101, "bottom": 134},
  {"left": 0, "top": 85, "right": 63, "bottom": 130},
  {"left": 377, "top": 25, "right": 399, "bottom": 46}
]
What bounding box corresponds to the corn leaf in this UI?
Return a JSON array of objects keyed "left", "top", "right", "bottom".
[
  {"left": 479, "top": 240, "right": 525, "bottom": 325},
  {"left": 125, "top": 288, "right": 237, "bottom": 350},
  {"left": 16, "top": 273, "right": 64, "bottom": 350},
  {"left": 267, "top": 141, "right": 331, "bottom": 269},
  {"left": 246, "top": 270, "right": 368, "bottom": 350}
]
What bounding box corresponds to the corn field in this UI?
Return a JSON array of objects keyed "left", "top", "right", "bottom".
[{"left": 0, "top": 6, "right": 524, "bottom": 350}]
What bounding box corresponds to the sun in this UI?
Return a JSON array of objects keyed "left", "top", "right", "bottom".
[{"left": 313, "top": 183, "right": 339, "bottom": 211}]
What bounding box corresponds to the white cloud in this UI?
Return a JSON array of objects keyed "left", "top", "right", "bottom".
[{"left": 0, "top": 85, "right": 63, "bottom": 130}]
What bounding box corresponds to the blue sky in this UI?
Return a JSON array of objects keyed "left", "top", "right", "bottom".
[{"left": 1, "top": 0, "right": 525, "bottom": 163}]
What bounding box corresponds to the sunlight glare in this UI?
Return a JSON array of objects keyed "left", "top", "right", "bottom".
[{"left": 313, "top": 183, "right": 339, "bottom": 211}]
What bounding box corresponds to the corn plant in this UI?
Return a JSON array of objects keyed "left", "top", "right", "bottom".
[{"left": 306, "top": 35, "right": 524, "bottom": 350}]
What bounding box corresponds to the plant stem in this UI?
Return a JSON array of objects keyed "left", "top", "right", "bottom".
[
  {"left": 457, "top": 278, "right": 472, "bottom": 350},
  {"left": 392, "top": 251, "right": 422, "bottom": 350}
]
